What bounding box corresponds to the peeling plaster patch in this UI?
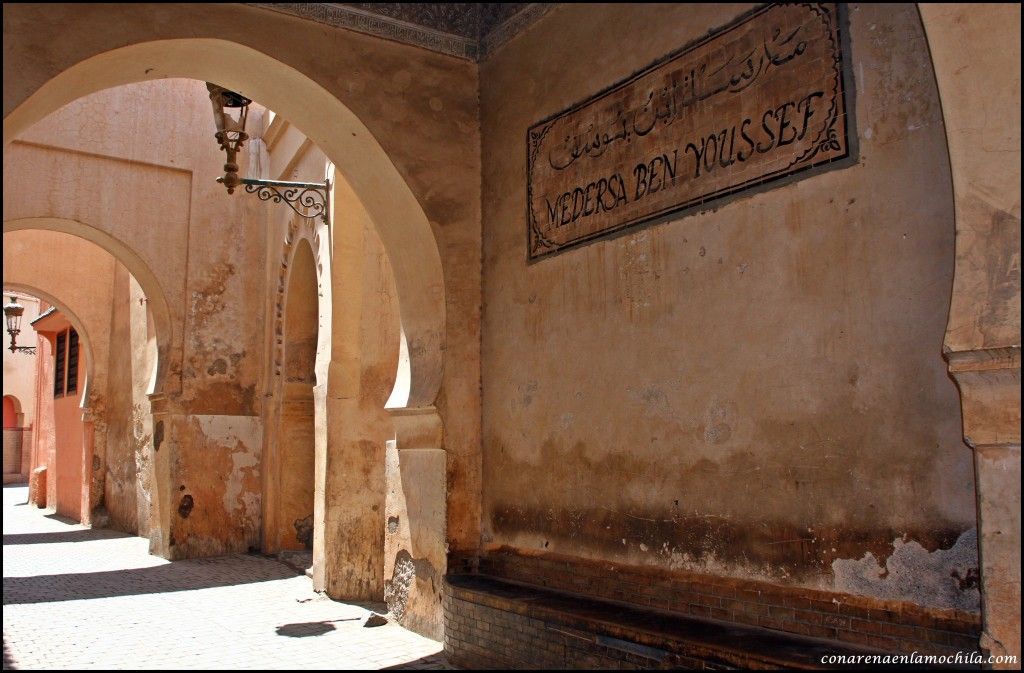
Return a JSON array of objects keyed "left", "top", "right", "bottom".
[
  {"left": 190, "top": 262, "right": 235, "bottom": 327},
  {"left": 193, "top": 415, "right": 263, "bottom": 522},
  {"left": 832, "top": 528, "right": 981, "bottom": 611},
  {"left": 384, "top": 549, "right": 440, "bottom": 625},
  {"left": 385, "top": 549, "right": 416, "bottom": 620}
]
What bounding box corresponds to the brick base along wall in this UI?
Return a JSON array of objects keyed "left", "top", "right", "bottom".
[
  {"left": 443, "top": 584, "right": 720, "bottom": 670},
  {"left": 459, "top": 548, "right": 981, "bottom": 657},
  {"left": 444, "top": 574, "right": 902, "bottom": 670}
]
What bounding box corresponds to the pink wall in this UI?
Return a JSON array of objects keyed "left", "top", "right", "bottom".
[
  {"left": 30, "top": 332, "right": 54, "bottom": 507},
  {"left": 53, "top": 356, "right": 85, "bottom": 520}
]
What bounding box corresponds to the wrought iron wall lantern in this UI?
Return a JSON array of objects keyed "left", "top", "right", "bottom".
[
  {"left": 4, "top": 296, "right": 36, "bottom": 355},
  {"left": 206, "top": 83, "right": 330, "bottom": 224}
]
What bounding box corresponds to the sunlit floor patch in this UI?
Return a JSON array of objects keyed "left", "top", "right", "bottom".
[{"left": 2, "top": 485, "right": 452, "bottom": 670}]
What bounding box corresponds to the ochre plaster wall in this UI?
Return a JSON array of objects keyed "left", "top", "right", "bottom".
[{"left": 480, "top": 3, "right": 976, "bottom": 611}]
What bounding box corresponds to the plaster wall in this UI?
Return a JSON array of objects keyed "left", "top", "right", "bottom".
[
  {"left": 5, "top": 78, "right": 267, "bottom": 418},
  {"left": 480, "top": 3, "right": 976, "bottom": 611}
]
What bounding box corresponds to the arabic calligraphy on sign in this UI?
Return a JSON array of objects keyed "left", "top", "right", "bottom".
[{"left": 527, "top": 3, "right": 851, "bottom": 261}]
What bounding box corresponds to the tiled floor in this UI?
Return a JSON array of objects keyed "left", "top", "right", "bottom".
[{"left": 2, "top": 485, "right": 451, "bottom": 670}]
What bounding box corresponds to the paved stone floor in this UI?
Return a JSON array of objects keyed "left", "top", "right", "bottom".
[{"left": 2, "top": 485, "right": 451, "bottom": 670}]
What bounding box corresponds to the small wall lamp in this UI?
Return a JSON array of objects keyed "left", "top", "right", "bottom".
[
  {"left": 206, "top": 82, "right": 330, "bottom": 224},
  {"left": 4, "top": 296, "right": 36, "bottom": 355}
]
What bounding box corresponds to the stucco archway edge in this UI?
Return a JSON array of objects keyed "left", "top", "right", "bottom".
[
  {"left": 4, "top": 217, "right": 173, "bottom": 398},
  {"left": 3, "top": 37, "right": 446, "bottom": 410}
]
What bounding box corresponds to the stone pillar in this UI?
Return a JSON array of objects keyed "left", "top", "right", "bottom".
[
  {"left": 385, "top": 407, "right": 446, "bottom": 639},
  {"left": 318, "top": 393, "right": 386, "bottom": 599},
  {"left": 79, "top": 413, "right": 96, "bottom": 525},
  {"left": 146, "top": 392, "right": 175, "bottom": 558},
  {"left": 947, "top": 348, "right": 1021, "bottom": 662}
]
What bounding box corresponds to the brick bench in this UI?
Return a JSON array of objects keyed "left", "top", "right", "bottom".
[{"left": 443, "top": 574, "right": 930, "bottom": 670}]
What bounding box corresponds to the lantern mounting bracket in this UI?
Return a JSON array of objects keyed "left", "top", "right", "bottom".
[{"left": 227, "top": 178, "right": 331, "bottom": 225}]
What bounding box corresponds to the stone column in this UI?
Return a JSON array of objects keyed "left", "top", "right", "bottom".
[
  {"left": 920, "top": 4, "right": 1021, "bottom": 665},
  {"left": 318, "top": 393, "right": 386, "bottom": 599},
  {"left": 146, "top": 392, "right": 174, "bottom": 558},
  {"left": 386, "top": 407, "right": 446, "bottom": 640},
  {"left": 947, "top": 348, "right": 1021, "bottom": 662}
]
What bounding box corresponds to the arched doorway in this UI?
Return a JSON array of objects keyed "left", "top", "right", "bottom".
[
  {"left": 269, "top": 239, "right": 319, "bottom": 558},
  {"left": 2, "top": 396, "right": 19, "bottom": 429},
  {"left": 3, "top": 395, "right": 24, "bottom": 477}
]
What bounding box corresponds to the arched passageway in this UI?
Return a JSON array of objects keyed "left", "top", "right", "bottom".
[
  {"left": 3, "top": 38, "right": 446, "bottom": 408},
  {"left": 1, "top": 282, "right": 94, "bottom": 521},
  {"left": 4, "top": 22, "right": 475, "bottom": 609},
  {"left": 4, "top": 230, "right": 158, "bottom": 535}
]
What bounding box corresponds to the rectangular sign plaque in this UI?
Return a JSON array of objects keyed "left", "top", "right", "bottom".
[{"left": 527, "top": 3, "right": 852, "bottom": 261}]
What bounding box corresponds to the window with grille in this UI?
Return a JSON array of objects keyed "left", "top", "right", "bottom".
[
  {"left": 66, "top": 329, "right": 79, "bottom": 394},
  {"left": 54, "top": 331, "right": 67, "bottom": 397}
]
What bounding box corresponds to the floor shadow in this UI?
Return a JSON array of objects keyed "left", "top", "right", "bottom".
[
  {"left": 3, "top": 529, "right": 131, "bottom": 545},
  {"left": 41, "top": 512, "right": 80, "bottom": 525},
  {"left": 2, "top": 635, "right": 16, "bottom": 670},
  {"left": 274, "top": 618, "right": 359, "bottom": 638},
  {"left": 3, "top": 556, "right": 301, "bottom": 605},
  {"left": 380, "top": 652, "right": 455, "bottom": 670}
]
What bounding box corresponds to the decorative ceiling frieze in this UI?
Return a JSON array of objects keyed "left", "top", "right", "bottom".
[{"left": 250, "top": 3, "right": 556, "bottom": 60}]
